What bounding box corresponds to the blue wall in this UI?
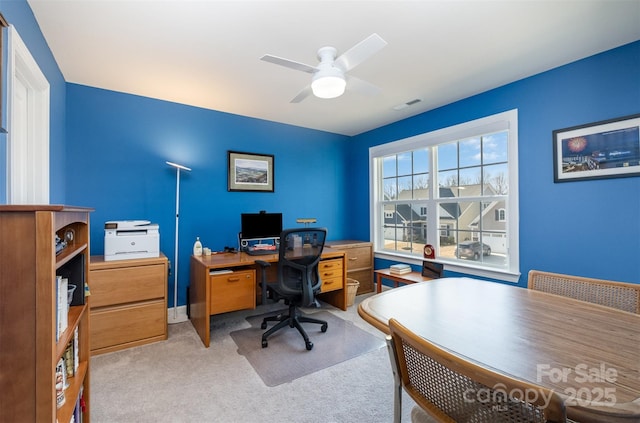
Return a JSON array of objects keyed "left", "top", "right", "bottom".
[
  {"left": 64, "top": 85, "right": 349, "bottom": 307},
  {"left": 2, "top": 0, "right": 639, "bottom": 305},
  {"left": 349, "top": 41, "right": 640, "bottom": 286},
  {"left": 0, "top": 0, "right": 67, "bottom": 203}
]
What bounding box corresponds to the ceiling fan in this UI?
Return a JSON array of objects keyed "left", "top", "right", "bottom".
[{"left": 260, "top": 33, "right": 387, "bottom": 103}]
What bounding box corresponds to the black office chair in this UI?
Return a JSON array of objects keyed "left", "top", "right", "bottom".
[{"left": 255, "top": 227, "right": 328, "bottom": 351}]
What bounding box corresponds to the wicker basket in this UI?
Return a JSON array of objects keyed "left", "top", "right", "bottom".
[{"left": 346, "top": 278, "right": 360, "bottom": 307}]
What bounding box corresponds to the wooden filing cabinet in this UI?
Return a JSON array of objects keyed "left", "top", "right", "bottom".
[
  {"left": 319, "top": 257, "right": 344, "bottom": 293},
  {"left": 209, "top": 268, "right": 256, "bottom": 314},
  {"left": 325, "top": 240, "right": 373, "bottom": 294},
  {"left": 89, "top": 254, "right": 168, "bottom": 355}
]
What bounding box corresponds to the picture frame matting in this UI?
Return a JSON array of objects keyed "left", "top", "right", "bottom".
[{"left": 227, "top": 151, "right": 274, "bottom": 192}]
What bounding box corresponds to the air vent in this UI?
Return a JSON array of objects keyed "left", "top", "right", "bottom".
[{"left": 393, "top": 98, "right": 422, "bottom": 111}]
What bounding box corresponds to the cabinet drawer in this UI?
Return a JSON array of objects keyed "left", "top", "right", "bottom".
[
  {"left": 91, "top": 300, "right": 165, "bottom": 350},
  {"left": 350, "top": 268, "right": 374, "bottom": 294},
  {"left": 319, "top": 258, "right": 343, "bottom": 274},
  {"left": 319, "top": 259, "right": 344, "bottom": 293},
  {"left": 344, "top": 246, "right": 372, "bottom": 270},
  {"left": 90, "top": 263, "right": 166, "bottom": 308},
  {"left": 320, "top": 275, "right": 343, "bottom": 293},
  {"left": 210, "top": 269, "right": 255, "bottom": 314}
]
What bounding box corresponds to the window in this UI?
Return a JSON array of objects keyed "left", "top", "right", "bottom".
[{"left": 370, "top": 110, "right": 519, "bottom": 282}]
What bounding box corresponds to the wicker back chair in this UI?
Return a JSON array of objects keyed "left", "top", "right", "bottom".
[
  {"left": 387, "top": 318, "right": 566, "bottom": 423},
  {"left": 528, "top": 270, "right": 640, "bottom": 314}
]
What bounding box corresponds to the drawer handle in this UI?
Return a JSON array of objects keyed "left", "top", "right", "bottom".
[
  {"left": 349, "top": 257, "right": 358, "bottom": 261},
  {"left": 323, "top": 272, "right": 335, "bottom": 277},
  {"left": 228, "top": 277, "right": 240, "bottom": 282},
  {"left": 324, "top": 264, "right": 334, "bottom": 268},
  {"left": 324, "top": 280, "right": 334, "bottom": 284}
]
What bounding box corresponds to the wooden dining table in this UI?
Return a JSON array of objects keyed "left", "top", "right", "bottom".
[{"left": 358, "top": 277, "right": 640, "bottom": 421}]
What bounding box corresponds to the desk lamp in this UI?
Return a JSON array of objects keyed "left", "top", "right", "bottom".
[
  {"left": 296, "top": 218, "right": 317, "bottom": 227},
  {"left": 296, "top": 218, "right": 318, "bottom": 247},
  {"left": 167, "top": 161, "right": 191, "bottom": 323}
]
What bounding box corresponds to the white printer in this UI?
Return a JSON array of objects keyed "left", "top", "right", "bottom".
[{"left": 104, "top": 220, "right": 160, "bottom": 261}]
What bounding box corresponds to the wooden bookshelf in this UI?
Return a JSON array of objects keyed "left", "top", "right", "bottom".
[{"left": 0, "top": 205, "right": 92, "bottom": 422}]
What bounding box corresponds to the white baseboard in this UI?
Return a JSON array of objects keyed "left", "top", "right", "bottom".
[{"left": 167, "top": 306, "right": 189, "bottom": 324}]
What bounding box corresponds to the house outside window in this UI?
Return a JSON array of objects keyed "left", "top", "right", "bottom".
[
  {"left": 370, "top": 110, "right": 520, "bottom": 282},
  {"left": 440, "top": 224, "right": 451, "bottom": 237}
]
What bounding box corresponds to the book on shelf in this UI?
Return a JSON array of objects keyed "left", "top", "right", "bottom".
[
  {"left": 63, "top": 344, "right": 73, "bottom": 378},
  {"left": 55, "top": 276, "right": 59, "bottom": 340},
  {"left": 389, "top": 264, "right": 411, "bottom": 274},
  {"left": 56, "top": 276, "right": 69, "bottom": 340},
  {"left": 63, "top": 329, "right": 78, "bottom": 379},
  {"left": 73, "top": 385, "right": 84, "bottom": 423},
  {"left": 55, "top": 358, "right": 66, "bottom": 408},
  {"left": 73, "top": 326, "right": 79, "bottom": 374}
]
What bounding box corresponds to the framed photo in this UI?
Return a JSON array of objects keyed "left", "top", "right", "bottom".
[
  {"left": 228, "top": 151, "right": 274, "bottom": 192},
  {"left": 553, "top": 113, "right": 640, "bottom": 183}
]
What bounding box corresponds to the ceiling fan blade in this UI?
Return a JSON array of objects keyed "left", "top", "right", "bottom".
[
  {"left": 260, "top": 54, "right": 318, "bottom": 74},
  {"left": 346, "top": 75, "right": 381, "bottom": 96},
  {"left": 334, "top": 33, "right": 387, "bottom": 72},
  {"left": 290, "top": 85, "right": 313, "bottom": 103}
]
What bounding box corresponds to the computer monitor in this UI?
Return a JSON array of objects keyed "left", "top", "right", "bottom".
[{"left": 240, "top": 212, "right": 283, "bottom": 240}]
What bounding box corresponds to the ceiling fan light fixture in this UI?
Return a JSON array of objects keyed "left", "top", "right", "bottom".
[
  {"left": 311, "top": 69, "right": 346, "bottom": 99},
  {"left": 312, "top": 76, "right": 346, "bottom": 99},
  {"left": 261, "top": 34, "right": 386, "bottom": 103}
]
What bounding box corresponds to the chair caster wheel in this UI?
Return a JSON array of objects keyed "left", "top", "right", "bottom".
[
  {"left": 321, "top": 323, "right": 328, "bottom": 332},
  {"left": 262, "top": 340, "right": 268, "bottom": 348},
  {"left": 261, "top": 321, "right": 267, "bottom": 329},
  {"left": 306, "top": 341, "right": 313, "bottom": 351}
]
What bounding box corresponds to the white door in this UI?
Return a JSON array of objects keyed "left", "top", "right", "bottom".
[{"left": 6, "top": 25, "right": 50, "bottom": 204}]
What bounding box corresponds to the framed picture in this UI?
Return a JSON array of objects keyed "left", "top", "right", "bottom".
[
  {"left": 228, "top": 151, "right": 274, "bottom": 192},
  {"left": 553, "top": 113, "right": 640, "bottom": 182}
]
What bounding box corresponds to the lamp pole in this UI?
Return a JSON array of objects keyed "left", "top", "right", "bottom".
[{"left": 167, "top": 161, "right": 191, "bottom": 322}]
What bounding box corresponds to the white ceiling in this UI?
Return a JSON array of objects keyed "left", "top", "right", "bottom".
[{"left": 27, "top": 0, "right": 640, "bottom": 136}]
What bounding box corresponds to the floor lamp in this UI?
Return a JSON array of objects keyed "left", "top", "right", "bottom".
[{"left": 167, "top": 161, "right": 191, "bottom": 323}]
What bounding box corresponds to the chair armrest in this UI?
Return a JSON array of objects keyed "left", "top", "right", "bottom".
[
  {"left": 255, "top": 260, "right": 272, "bottom": 305},
  {"left": 255, "top": 260, "right": 271, "bottom": 268}
]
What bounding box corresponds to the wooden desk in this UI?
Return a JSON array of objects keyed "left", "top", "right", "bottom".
[
  {"left": 358, "top": 278, "right": 640, "bottom": 420},
  {"left": 190, "top": 248, "right": 347, "bottom": 347},
  {"left": 375, "top": 268, "right": 433, "bottom": 293}
]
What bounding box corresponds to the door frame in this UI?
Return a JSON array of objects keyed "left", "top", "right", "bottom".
[{"left": 6, "top": 24, "right": 50, "bottom": 204}]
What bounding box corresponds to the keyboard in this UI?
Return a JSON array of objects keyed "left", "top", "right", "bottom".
[{"left": 245, "top": 248, "right": 278, "bottom": 256}]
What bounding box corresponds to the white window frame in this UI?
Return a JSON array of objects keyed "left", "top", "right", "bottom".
[{"left": 369, "top": 109, "right": 520, "bottom": 282}]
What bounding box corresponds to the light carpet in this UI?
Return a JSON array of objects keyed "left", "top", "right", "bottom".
[
  {"left": 90, "top": 295, "right": 419, "bottom": 422},
  {"left": 230, "top": 310, "right": 385, "bottom": 387}
]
